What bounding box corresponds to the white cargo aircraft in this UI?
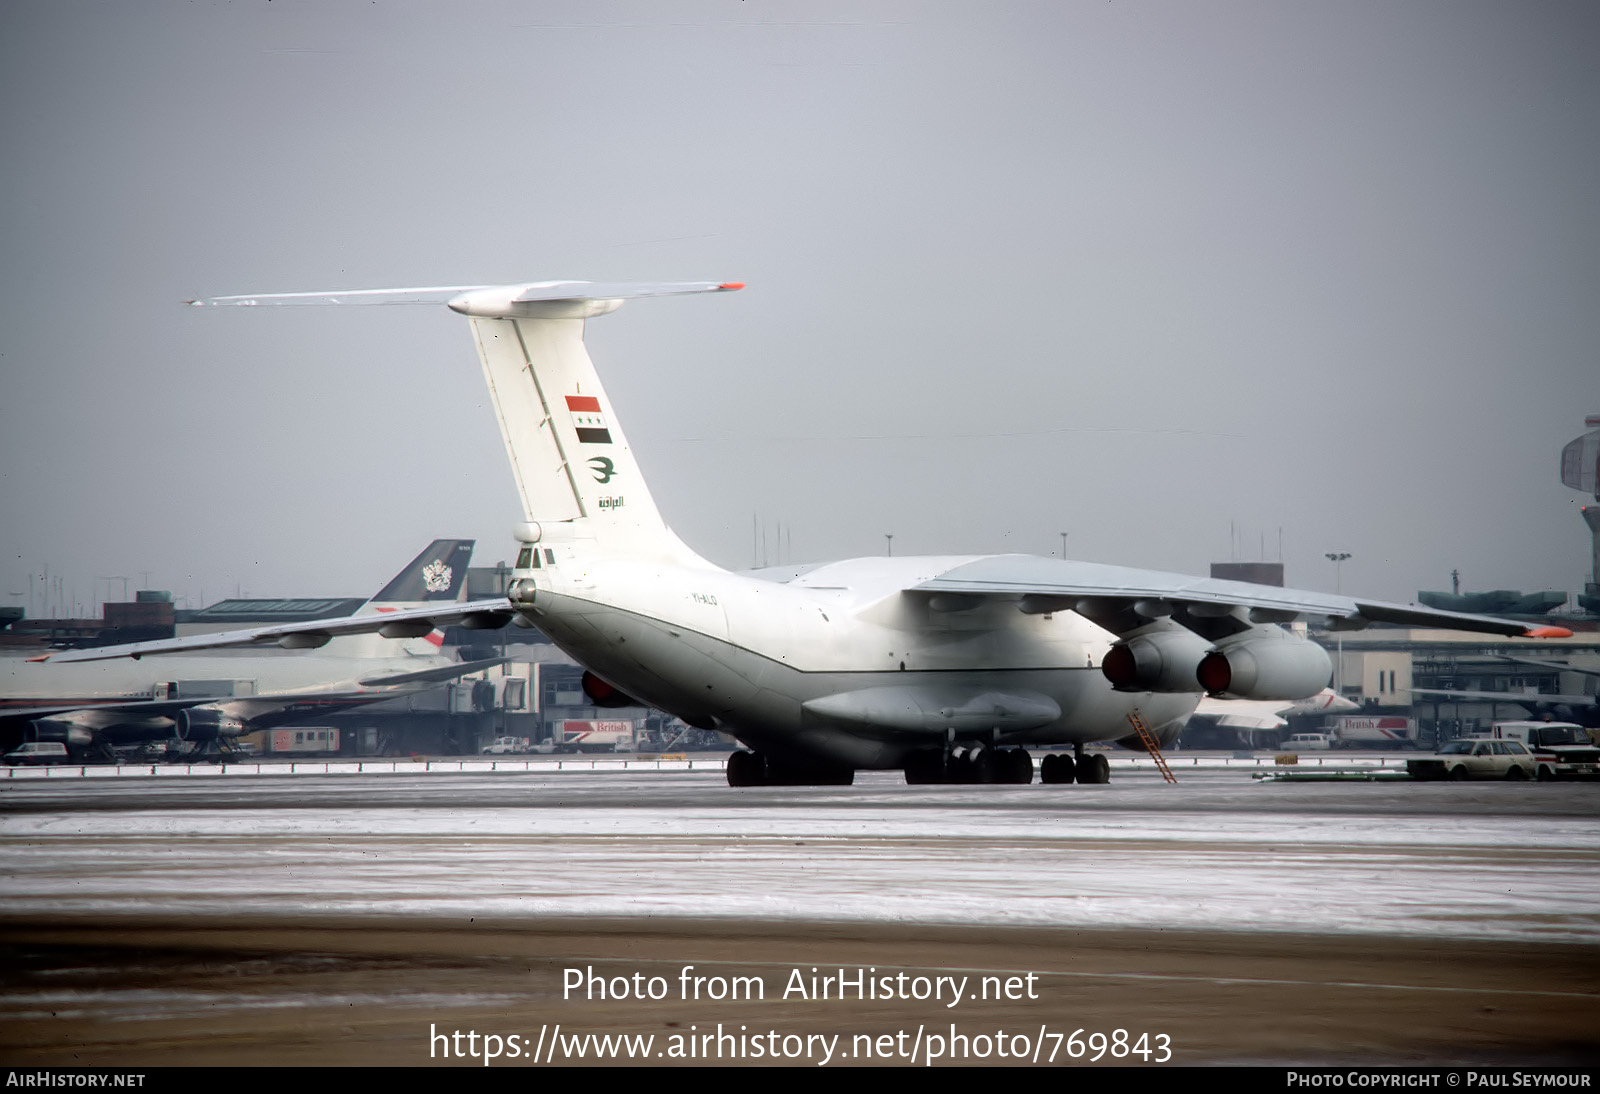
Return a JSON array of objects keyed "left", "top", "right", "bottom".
[{"left": 56, "top": 281, "right": 1571, "bottom": 784}]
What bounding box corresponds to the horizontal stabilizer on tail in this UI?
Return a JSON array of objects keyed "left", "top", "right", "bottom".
[{"left": 191, "top": 281, "right": 742, "bottom": 309}]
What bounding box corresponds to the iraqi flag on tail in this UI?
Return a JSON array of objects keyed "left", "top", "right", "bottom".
[{"left": 566, "top": 394, "right": 612, "bottom": 444}]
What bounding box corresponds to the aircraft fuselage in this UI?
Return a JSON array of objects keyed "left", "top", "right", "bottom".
[{"left": 514, "top": 553, "right": 1197, "bottom": 769}]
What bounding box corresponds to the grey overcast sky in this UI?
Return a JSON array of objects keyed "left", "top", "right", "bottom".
[{"left": 2, "top": 1, "right": 1596, "bottom": 614}]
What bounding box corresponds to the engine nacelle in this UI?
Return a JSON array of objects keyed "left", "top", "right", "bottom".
[
  {"left": 1101, "top": 628, "right": 1214, "bottom": 693},
  {"left": 29, "top": 719, "right": 93, "bottom": 747},
  {"left": 581, "top": 670, "right": 641, "bottom": 709},
  {"left": 174, "top": 708, "right": 248, "bottom": 742},
  {"left": 1196, "top": 627, "right": 1331, "bottom": 700}
]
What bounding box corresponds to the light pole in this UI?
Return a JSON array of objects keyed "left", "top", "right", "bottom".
[
  {"left": 1324, "top": 552, "right": 1351, "bottom": 594},
  {"left": 1059, "top": 532, "right": 1068, "bottom": 558},
  {"left": 1325, "top": 552, "right": 1352, "bottom": 693},
  {"left": 885, "top": 534, "right": 893, "bottom": 557}
]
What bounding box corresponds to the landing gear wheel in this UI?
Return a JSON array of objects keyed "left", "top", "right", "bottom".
[
  {"left": 726, "top": 749, "right": 765, "bottom": 787},
  {"left": 1039, "top": 753, "right": 1077, "bottom": 785},
  {"left": 1000, "top": 748, "right": 1034, "bottom": 784},
  {"left": 1076, "top": 753, "right": 1111, "bottom": 784},
  {"left": 904, "top": 749, "right": 944, "bottom": 785}
]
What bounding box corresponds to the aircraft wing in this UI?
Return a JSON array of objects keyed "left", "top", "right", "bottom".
[
  {"left": 2, "top": 658, "right": 511, "bottom": 725},
  {"left": 1190, "top": 698, "right": 1288, "bottom": 730},
  {"left": 911, "top": 557, "right": 1570, "bottom": 639},
  {"left": 356, "top": 656, "right": 510, "bottom": 687},
  {"left": 42, "top": 599, "right": 518, "bottom": 663},
  {"left": 1494, "top": 654, "right": 1600, "bottom": 679},
  {"left": 1410, "top": 687, "right": 1598, "bottom": 707}
]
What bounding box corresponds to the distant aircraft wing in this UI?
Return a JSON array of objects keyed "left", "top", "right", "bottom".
[
  {"left": 42, "top": 599, "right": 518, "bottom": 663},
  {"left": 1191, "top": 697, "right": 1288, "bottom": 730},
  {"left": 910, "top": 557, "right": 1570, "bottom": 639},
  {"left": 1410, "top": 687, "right": 1598, "bottom": 707},
  {"left": 356, "top": 656, "right": 509, "bottom": 687},
  {"left": 1494, "top": 654, "right": 1600, "bottom": 679},
  {"left": 4, "top": 657, "right": 512, "bottom": 732}
]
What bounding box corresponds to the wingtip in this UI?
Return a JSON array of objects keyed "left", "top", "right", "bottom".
[
  {"left": 718, "top": 282, "right": 745, "bottom": 291},
  {"left": 1523, "top": 625, "right": 1573, "bottom": 638}
]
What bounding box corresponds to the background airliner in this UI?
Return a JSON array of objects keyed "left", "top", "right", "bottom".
[
  {"left": 57, "top": 282, "right": 1570, "bottom": 785},
  {"left": 3, "top": 540, "right": 504, "bottom": 759}
]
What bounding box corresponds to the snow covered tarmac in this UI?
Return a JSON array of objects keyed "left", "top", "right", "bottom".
[
  {"left": 4, "top": 765, "right": 1597, "bottom": 942},
  {"left": 3, "top": 764, "right": 1597, "bottom": 1066}
]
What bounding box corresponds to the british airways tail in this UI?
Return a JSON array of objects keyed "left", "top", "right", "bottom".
[
  {"left": 196, "top": 281, "right": 742, "bottom": 568},
  {"left": 344, "top": 537, "right": 474, "bottom": 657},
  {"left": 367, "top": 538, "right": 474, "bottom": 604}
]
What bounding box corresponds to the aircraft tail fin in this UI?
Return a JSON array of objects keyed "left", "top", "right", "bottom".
[
  {"left": 345, "top": 538, "right": 475, "bottom": 656},
  {"left": 450, "top": 282, "right": 740, "bottom": 567},
  {"left": 192, "top": 280, "right": 741, "bottom": 567},
  {"left": 368, "top": 538, "right": 475, "bottom": 603}
]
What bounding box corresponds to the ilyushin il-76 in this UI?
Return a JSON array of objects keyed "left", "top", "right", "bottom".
[{"left": 60, "top": 280, "right": 1569, "bottom": 785}]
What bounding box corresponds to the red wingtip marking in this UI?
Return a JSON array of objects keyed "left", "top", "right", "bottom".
[
  {"left": 719, "top": 282, "right": 745, "bottom": 291},
  {"left": 1524, "top": 625, "right": 1573, "bottom": 638},
  {"left": 25, "top": 654, "right": 51, "bottom": 662}
]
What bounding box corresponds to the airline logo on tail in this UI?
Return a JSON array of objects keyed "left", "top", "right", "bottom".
[
  {"left": 566, "top": 395, "right": 612, "bottom": 444},
  {"left": 422, "top": 560, "right": 453, "bottom": 593}
]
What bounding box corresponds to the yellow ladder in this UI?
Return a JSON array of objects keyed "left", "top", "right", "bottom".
[{"left": 1128, "top": 709, "right": 1178, "bottom": 784}]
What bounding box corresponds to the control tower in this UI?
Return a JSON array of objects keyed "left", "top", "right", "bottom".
[{"left": 1560, "top": 414, "right": 1600, "bottom": 613}]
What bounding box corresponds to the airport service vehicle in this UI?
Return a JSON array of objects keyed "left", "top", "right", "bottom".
[
  {"left": 1406, "top": 739, "right": 1547, "bottom": 781},
  {"left": 1465, "top": 721, "right": 1599, "bottom": 780},
  {"left": 481, "top": 736, "right": 531, "bottom": 755},
  {"left": 2, "top": 741, "right": 70, "bottom": 766},
  {"left": 1325, "top": 716, "right": 1419, "bottom": 749},
  {"left": 5, "top": 541, "right": 507, "bottom": 761},
  {"left": 266, "top": 727, "right": 341, "bottom": 755},
  {"left": 554, "top": 720, "right": 634, "bottom": 753},
  {"left": 60, "top": 280, "right": 1571, "bottom": 788},
  {"left": 1282, "top": 732, "right": 1333, "bottom": 751}
]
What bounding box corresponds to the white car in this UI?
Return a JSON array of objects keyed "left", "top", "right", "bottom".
[
  {"left": 1283, "top": 733, "right": 1333, "bottom": 751},
  {"left": 3, "top": 742, "right": 70, "bottom": 766},
  {"left": 1406, "top": 739, "right": 1548, "bottom": 781}
]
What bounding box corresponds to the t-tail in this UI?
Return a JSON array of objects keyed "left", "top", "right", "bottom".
[{"left": 195, "top": 281, "right": 742, "bottom": 569}]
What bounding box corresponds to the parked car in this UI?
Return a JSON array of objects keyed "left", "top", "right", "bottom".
[
  {"left": 1282, "top": 733, "right": 1333, "bottom": 751},
  {"left": 3, "top": 742, "right": 71, "bottom": 766},
  {"left": 1406, "top": 739, "right": 1548, "bottom": 781}
]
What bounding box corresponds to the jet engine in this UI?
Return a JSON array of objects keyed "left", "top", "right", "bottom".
[
  {"left": 581, "top": 671, "right": 641, "bottom": 709},
  {"left": 174, "top": 708, "right": 248, "bottom": 742},
  {"left": 1195, "top": 626, "right": 1331, "bottom": 701},
  {"left": 28, "top": 719, "right": 94, "bottom": 747},
  {"left": 1101, "top": 628, "right": 1214, "bottom": 693}
]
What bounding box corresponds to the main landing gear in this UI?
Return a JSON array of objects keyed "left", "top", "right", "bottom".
[
  {"left": 903, "top": 745, "right": 1035, "bottom": 785},
  {"left": 1038, "top": 748, "right": 1111, "bottom": 785},
  {"left": 726, "top": 749, "right": 855, "bottom": 787}
]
